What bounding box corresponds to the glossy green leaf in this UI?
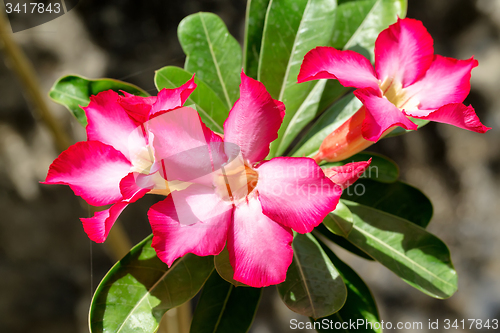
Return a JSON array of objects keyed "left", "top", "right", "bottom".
[
  {"left": 90, "top": 235, "right": 214, "bottom": 333},
  {"left": 258, "top": 0, "right": 338, "bottom": 158},
  {"left": 155, "top": 66, "right": 228, "bottom": 133},
  {"left": 190, "top": 271, "right": 262, "bottom": 333},
  {"left": 312, "top": 240, "right": 381, "bottom": 333},
  {"left": 322, "top": 151, "right": 400, "bottom": 183},
  {"left": 275, "top": 80, "right": 327, "bottom": 157},
  {"left": 178, "top": 12, "right": 242, "bottom": 109},
  {"left": 333, "top": 0, "right": 407, "bottom": 62},
  {"left": 385, "top": 118, "right": 430, "bottom": 138},
  {"left": 317, "top": 80, "right": 351, "bottom": 115},
  {"left": 214, "top": 247, "right": 249, "bottom": 287},
  {"left": 317, "top": 177, "right": 433, "bottom": 260},
  {"left": 291, "top": 94, "right": 362, "bottom": 158},
  {"left": 323, "top": 201, "right": 354, "bottom": 237},
  {"left": 243, "top": 0, "right": 271, "bottom": 79},
  {"left": 278, "top": 233, "right": 347, "bottom": 319},
  {"left": 49, "top": 75, "right": 149, "bottom": 126},
  {"left": 343, "top": 200, "right": 458, "bottom": 299},
  {"left": 341, "top": 179, "right": 433, "bottom": 228},
  {"left": 316, "top": 223, "right": 374, "bottom": 261}
]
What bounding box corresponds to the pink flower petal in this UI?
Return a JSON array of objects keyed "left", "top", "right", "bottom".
[
  {"left": 298, "top": 46, "right": 379, "bottom": 90},
  {"left": 126, "top": 127, "right": 156, "bottom": 175},
  {"left": 80, "top": 203, "right": 128, "bottom": 243},
  {"left": 147, "top": 107, "right": 225, "bottom": 183},
  {"left": 84, "top": 90, "right": 140, "bottom": 159},
  {"left": 223, "top": 71, "right": 285, "bottom": 164},
  {"left": 149, "top": 75, "right": 197, "bottom": 118},
  {"left": 404, "top": 55, "right": 478, "bottom": 111},
  {"left": 406, "top": 103, "right": 491, "bottom": 133},
  {"left": 43, "top": 141, "right": 132, "bottom": 206},
  {"left": 117, "top": 76, "right": 196, "bottom": 124},
  {"left": 256, "top": 157, "right": 341, "bottom": 234},
  {"left": 118, "top": 94, "right": 157, "bottom": 124},
  {"left": 148, "top": 184, "right": 233, "bottom": 266},
  {"left": 375, "top": 18, "right": 434, "bottom": 87},
  {"left": 354, "top": 88, "right": 418, "bottom": 142},
  {"left": 81, "top": 176, "right": 148, "bottom": 243},
  {"left": 228, "top": 197, "right": 293, "bottom": 287},
  {"left": 119, "top": 172, "right": 153, "bottom": 199},
  {"left": 323, "top": 159, "right": 372, "bottom": 189}
]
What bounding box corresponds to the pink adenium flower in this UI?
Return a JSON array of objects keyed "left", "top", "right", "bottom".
[
  {"left": 147, "top": 72, "right": 366, "bottom": 288},
  {"left": 43, "top": 77, "right": 196, "bottom": 243},
  {"left": 298, "top": 17, "right": 490, "bottom": 162}
]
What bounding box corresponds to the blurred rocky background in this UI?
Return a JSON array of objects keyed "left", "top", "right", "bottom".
[{"left": 0, "top": 0, "right": 498, "bottom": 332}]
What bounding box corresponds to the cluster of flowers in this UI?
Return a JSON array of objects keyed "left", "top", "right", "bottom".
[{"left": 44, "top": 18, "right": 489, "bottom": 288}]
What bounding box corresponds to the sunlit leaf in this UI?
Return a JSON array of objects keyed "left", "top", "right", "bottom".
[
  {"left": 49, "top": 75, "right": 148, "bottom": 126},
  {"left": 155, "top": 66, "right": 228, "bottom": 133},
  {"left": 89, "top": 235, "right": 213, "bottom": 333},
  {"left": 343, "top": 200, "right": 458, "bottom": 299},
  {"left": 291, "top": 94, "right": 362, "bottom": 158},
  {"left": 333, "top": 0, "right": 407, "bottom": 61},
  {"left": 276, "top": 80, "right": 327, "bottom": 157},
  {"left": 178, "top": 12, "right": 242, "bottom": 109},
  {"left": 316, "top": 223, "right": 374, "bottom": 261},
  {"left": 323, "top": 201, "right": 354, "bottom": 237},
  {"left": 243, "top": 0, "right": 272, "bottom": 79},
  {"left": 258, "top": 0, "right": 338, "bottom": 158}
]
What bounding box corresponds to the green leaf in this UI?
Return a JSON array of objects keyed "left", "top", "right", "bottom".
[
  {"left": 178, "top": 12, "right": 242, "bottom": 109},
  {"left": 214, "top": 247, "right": 249, "bottom": 287},
  {"left": 49, "top": 75, "right": 149, "bottom": 126},
  {"left": 385, "top": 118, "right": 430, "bottom": 138},
  {"left": 312, "top": 240, "right": 381, "bottom": 333},
  {"left": 316, "top": 223, "right": 374, "bottom": 261},
  {"left": 333, "top": 0, "right": 407, "bottom": 62},
  {"left": 155, "top": 66, "right": 228, "bottom": 133},
  {"left": 275, "top": 80, "right": 327, "bottom": 157},
  {"left": 317, "top": 177, "right": 433, "bottom": 260},
  {"left": 317, "top": 80, "right": 351, "bottom": 114},
  {"left": 342, "top": 200, "right": 458, "bottom": 299},
  {"left": 278, "top": 233, "right": 347, "bottom": 319},
  {"left": 258, "top": 0, "right": 339, "bottom": 158},
  {"left": 291, "top": 94, "right": 362, "bottom": 158},
  {"left": 90, "top": 235, "right": 214, "bottom": 333},
  {"left": 323, "top": 201, "right": 354, "bottom": 237},
  {"left": 322, "top": 151, "right": 400, "bottom": 183},
  {"left": 243, "top": 0, "right": 272, "bottom": 79},
  {"left": 190, "top": 271, "right": 262, "bottom": 333},
  {"left": 341, "top": 179, "right": 433, "bottom": 228}
]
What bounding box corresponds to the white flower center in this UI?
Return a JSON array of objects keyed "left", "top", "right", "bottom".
[
  {"left": 379, "top": 78, "right": 420, "bottom": 111},
  {"left": 213, "top": 155, "right": 258, "bottom": 203}
]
